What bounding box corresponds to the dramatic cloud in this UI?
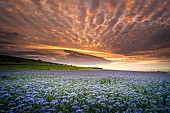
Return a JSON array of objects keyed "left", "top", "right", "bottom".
[
  {"left": 0, "top": 47, "right": 111, "bottom": 65},
  {"left": 61, "top": 50, "right": 111, "bottom": 65},
  {"left": 0, "top": 0, "right": 170, "bottom": 70}
]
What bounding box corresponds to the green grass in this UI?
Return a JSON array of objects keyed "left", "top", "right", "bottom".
[
  {"left": 0, "top": 64, "right": 96, "bottom": 70},
  {"left": 0, "top": 55, "right": 102, "bottom": 70}
]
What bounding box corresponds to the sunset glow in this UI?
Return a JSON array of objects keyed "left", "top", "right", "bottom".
[{"left": 0, "top": 0, "right": 170, "bottom": 71}]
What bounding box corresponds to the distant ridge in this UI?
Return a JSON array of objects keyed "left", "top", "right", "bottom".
[
  {"left": 0, "top": 55, "right": 61, "bottom": 65},
  {"left": 0, "top": 55, "right": 102, "bottom": 70}
]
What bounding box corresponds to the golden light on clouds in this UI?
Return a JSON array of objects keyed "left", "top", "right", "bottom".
[
  {"left": 0, "top": 0, "right": 170, "bottom": 70},
  {"left": 25, "top": 44, "right": 169, "bottom": 68},
  {"left": 25, "top": 45, "right": 104, "bottom": 54}
]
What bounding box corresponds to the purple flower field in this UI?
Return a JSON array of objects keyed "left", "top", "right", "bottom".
[{"left": 0, "top": 70, "right": 170, "bottom": 113}]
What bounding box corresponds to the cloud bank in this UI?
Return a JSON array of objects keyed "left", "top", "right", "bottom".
[{"left": 0, "top": 0, "right": 170, "bottom": 69}]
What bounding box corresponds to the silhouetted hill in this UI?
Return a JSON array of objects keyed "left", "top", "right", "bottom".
[{"left": 0, "top": 55, "right": 102, "bottom": 70}]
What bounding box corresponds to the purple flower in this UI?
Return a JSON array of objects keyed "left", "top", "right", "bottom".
[
  {"left": 36, "top": 98, "right": 45, "bottom": 105},
  {"left": 50, "top": 99, "right": 58, "bottom": 105},
  {"left": 0, "top": 93, "right": 12, "bottom": 99},
  {"left": 22, "top": 97, "right": 35, "bottom": 104},
  {"left": 23, "top": 105, "right": 32, "bottom": 110},
  {"left": 15, "top": 96, "right": 25, "bottom": 101},
  {"left": 0, "top": 110, "right": 5, "bottom": 113},
  {"left": 70, "top": 92, "right": 78, "bottom": 97},
  {"left": 42, "top": 106, "right": 50, "bottom": 111},
  {"left": 0, "top": 104, "right": 4, "bottom": 107},
  {"left": 8, "top": 103, "right": 15, "bottom": 106},
  {"left": 76, "top": 109, "right": 83, "bottom": 113}
]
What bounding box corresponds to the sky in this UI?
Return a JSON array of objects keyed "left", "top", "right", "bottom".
[{"left": 0, "top": 0, "right": 170, "bottom": 71}]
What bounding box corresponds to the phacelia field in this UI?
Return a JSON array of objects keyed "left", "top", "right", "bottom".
[{"left": 0, "top": 70, "right": 170, "bottom": 113}]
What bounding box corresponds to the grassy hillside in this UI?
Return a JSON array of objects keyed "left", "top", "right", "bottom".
[{"left": 0, "top": 55, "right": 102, "bottom": 70}]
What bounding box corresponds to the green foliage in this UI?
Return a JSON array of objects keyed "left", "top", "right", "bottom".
[{"left": 0, "top": 55, "right": 100, "bottom": 70}]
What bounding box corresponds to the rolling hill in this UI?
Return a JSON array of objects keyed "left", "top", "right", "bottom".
[{"left": 0, "top": 55, "right": 102, "bottom": 70}]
